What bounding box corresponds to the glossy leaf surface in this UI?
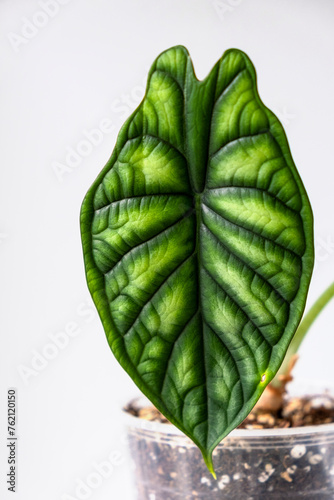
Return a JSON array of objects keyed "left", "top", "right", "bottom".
[{"left": 81, "top": 46, "right": 314, "bottom": 473}]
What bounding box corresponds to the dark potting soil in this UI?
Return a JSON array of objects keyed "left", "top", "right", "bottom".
[{"left": 125, "top": 394, "right": 334, "bottom": 499}]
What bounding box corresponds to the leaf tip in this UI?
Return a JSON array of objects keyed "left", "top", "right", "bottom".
[{"left": 202, "top": 450, "right": 216, "bottom": 479}]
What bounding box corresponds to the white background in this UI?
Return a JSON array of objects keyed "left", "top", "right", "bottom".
[{"left": 1, "top": 1, "right": 334, "bottom": 499}]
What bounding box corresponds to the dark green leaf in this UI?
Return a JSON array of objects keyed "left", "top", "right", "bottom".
[{"left": 80, "top": 46, "right": 314, "bottom": 474}]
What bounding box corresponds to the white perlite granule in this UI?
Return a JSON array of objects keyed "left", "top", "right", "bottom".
[
  {"left": 218, "top": 474, "right": 230, "bottom": 490},
  {"left": 258, "top": 472, "right": 270, "bottom": 483},
  {"left": 308, "top": 453, "right": 323, "bottom": 465},
  {"left": 200, "top": 476, "right": 211, "bottom": 486},
  {"left": 290, "top": 445, "right": 306, "bottom": 459}
]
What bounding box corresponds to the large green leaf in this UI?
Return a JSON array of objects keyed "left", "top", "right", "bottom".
[{"left": 80, "top": 46, "right": 314, "bottom": 474}]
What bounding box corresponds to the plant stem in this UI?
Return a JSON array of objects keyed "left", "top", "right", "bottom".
[{"left": 272, "top": 281, "right": 334, "bottom": 387}]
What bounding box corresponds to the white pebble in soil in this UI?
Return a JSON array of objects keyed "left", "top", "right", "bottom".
[
  {"left": 178, "top": 447, "right": 186, "bottom": 454},
  {"left": 308, "top": 453, "right": 323, "bottom": 465},
  {"left": 200, "top": 477, "right": 211, "bottom": 487},
  {"left": 218, "top": 475, "right": 230, "bottom": 490},
  {"left": 233, "top": 472, "right": 245, "bottom": 481},
  {"left": 258, "top": 463, "right": 276, "bottom": 483},
  {"left": 258, "top": 472, "right": 270, "bottom": 483},
  {"left": 286, "top": 465, "right": 297, "bottom": 475},
  {"left": 290, "top": 445, "right": 306, "bottom": 459},
  {"left": 265, "top": 464, "right": 275, "bottom": 476},
  {"left": 149, "top": 494, "right": 156, "bottom": 500}
]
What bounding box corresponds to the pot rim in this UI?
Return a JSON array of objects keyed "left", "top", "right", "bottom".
[{"left": 122, "top": 380, "right": 334, "bottom": 439}]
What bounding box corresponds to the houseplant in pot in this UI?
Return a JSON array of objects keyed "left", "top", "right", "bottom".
[
  {"left": 123, "top": 282, "right": 334, "bottom": 499},
  {"left": 80, "top": 46, "right": 333, "bottom": 497}
]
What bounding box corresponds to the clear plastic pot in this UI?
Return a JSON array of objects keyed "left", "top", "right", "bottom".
[{"left": 124, "top": 384, "right": 334, "bottom": 499}]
